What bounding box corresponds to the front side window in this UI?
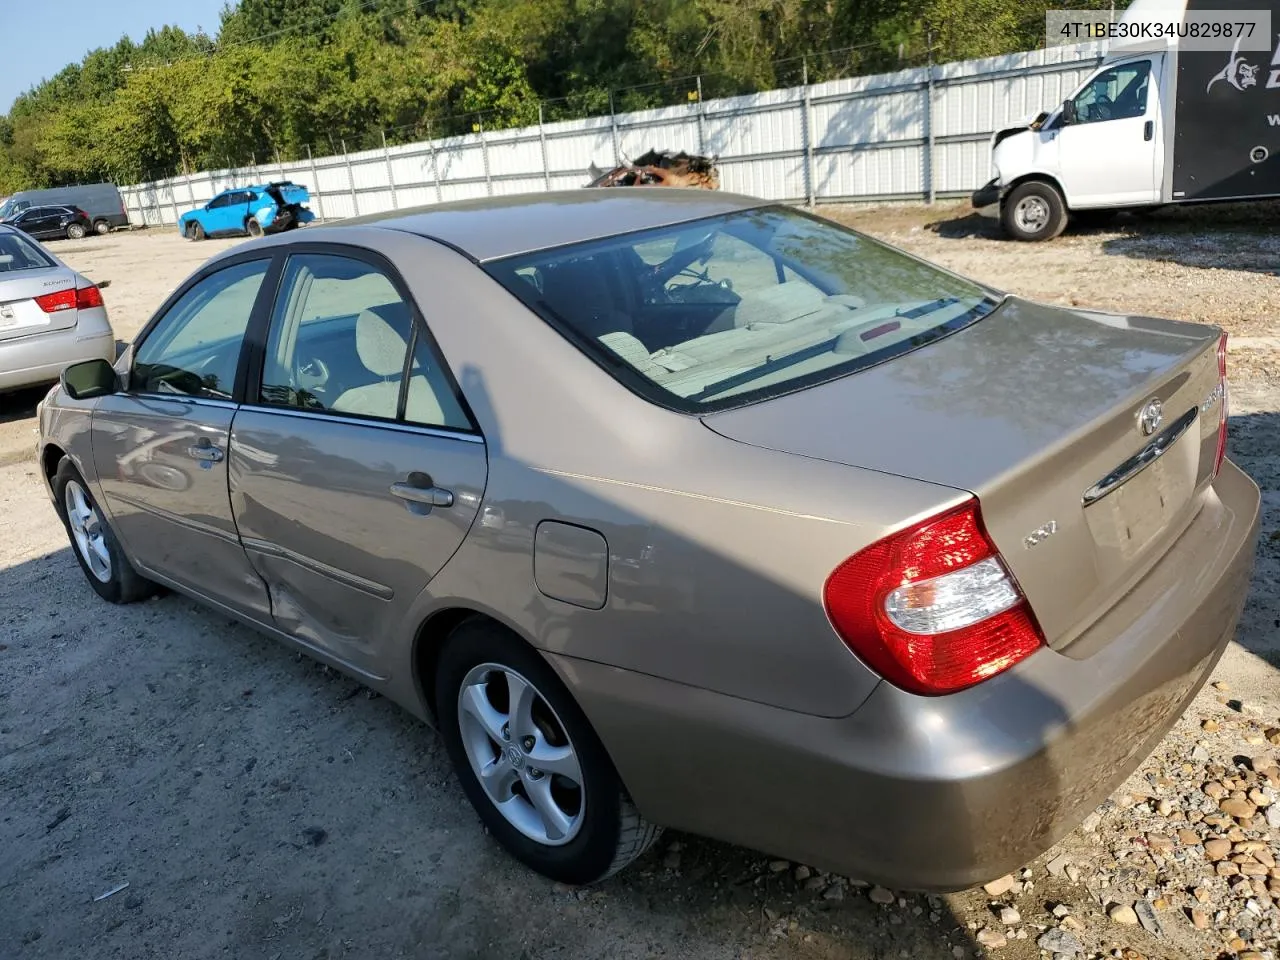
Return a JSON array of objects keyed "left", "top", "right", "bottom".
[
  {"left": 132, "top": 259, "right": 269, "bottom": 399},
  {"left": 486, "top": 206, "right": 997, "bottom": 412},
  {"left": 258, "top": 253, "right": 471, "bottom": 430},
  {"left": 0, "top": 230, "right": 55, "bottom": 272},
  {"left": 1070, "top": 61, "right": 1151, "bottom": 124},
  {"left": 208, "top": 193, "right": 231, "bottom": 210}
]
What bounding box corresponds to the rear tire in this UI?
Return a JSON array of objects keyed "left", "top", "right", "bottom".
[
  {"left": 435, "top": 618, "right": 661, "bottom": 885},
  {"left": 51, "top": 459, "right": 155, "bottom": 604},
  {"left": 93, "top": 220, "right": 112, "bottom": 236},
  {"left": 1001, "top": 181, "right": 1068, "bottom": 241},
  {"left": 66, "top": 223, "right": 87, "bottom": 240},
  {"left": 246, "top": 217, "right": 264, "bottom": 238}
]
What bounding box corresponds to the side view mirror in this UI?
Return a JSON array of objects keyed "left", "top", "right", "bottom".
[
  {"left": 1061, "top": 99, "right": 1078, "bottom": 124},
  {"left": 61, "top": 358, "right": 119, "bottom": 401}
]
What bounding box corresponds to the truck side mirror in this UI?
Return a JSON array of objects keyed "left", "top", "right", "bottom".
[{"left": 1061, "top": 99, "right": 1077, "bottom": 124}]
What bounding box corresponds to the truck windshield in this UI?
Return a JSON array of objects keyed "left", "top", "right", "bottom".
[{"left": 485, "top": 206, "right": 1000, "bottom": 412}]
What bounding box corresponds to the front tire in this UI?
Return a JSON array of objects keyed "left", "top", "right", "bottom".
[
  {"left": 52, "top": 459, "right": 155, "bottom": 604},
  {"left": 187, "top": 221, "right": 205, "bottom": 241},
  {"left": 66, "top": 223, "right": 87, "bottom": 240},
  {"left": 435, "top": 618, "right": 661, "bottom": 885},
  {"left": 245, "top": 217, "right": 264, "bottom": 238},
  {"left": 1001, "top": 181, "right": 1068, "bottom": 241}
]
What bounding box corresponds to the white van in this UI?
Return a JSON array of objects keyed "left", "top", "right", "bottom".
[{"left": 973, "top": 0, "right": 1279, "bottom": 240}]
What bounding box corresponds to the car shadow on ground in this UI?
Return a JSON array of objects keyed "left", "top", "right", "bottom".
[{"left": 0, "top": 385, "right": 46, "bottom": 425}]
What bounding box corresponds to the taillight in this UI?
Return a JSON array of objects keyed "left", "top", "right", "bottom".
[
  {"left": 823, "top": 499, "right": 1045, "bottom": 696},
  {"left": 76, "top": 285, "right": 103, "bottom": 309},
  {"left": 34, "top": 289, "right": 76, "bottom": 313},
  {"left": 1213, "top": 332, "right": 1228, "bottom": 479}
]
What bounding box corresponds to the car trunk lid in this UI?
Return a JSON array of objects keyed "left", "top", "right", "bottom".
[
  {"left": 702, "top": 296, "right": 1226, "bottom": 652},
  {"left": 0, "top": 268, "right": 80, "bottom": 342}
]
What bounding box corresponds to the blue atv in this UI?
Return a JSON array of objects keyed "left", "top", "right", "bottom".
[{"left": 178, "top": 182, "right": 316, "bottom": 240}]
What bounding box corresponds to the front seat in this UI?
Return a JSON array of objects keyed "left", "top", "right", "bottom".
[
  {"left": 330, "top": 303, "right": 463, "bottom": 426},
  {"left": 538, "top": 256, "right": 633, "bottom": 340}
]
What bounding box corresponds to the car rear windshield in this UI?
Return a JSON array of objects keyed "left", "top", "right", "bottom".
[
  {"left": 485, "top": 206, "right": 999, "bottom": 412},
  {"left": 0, "top": 230, "right": 55, "bottom": 273}
]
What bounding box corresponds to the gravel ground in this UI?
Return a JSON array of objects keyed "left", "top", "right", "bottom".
[{"left": 2, "top": 206, "right": 1280, "bottom": 960}]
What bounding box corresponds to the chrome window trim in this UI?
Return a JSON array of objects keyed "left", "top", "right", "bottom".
[
  {"left": 126, "top": 393, "right": 240, "bottom": 411},
  {"left": 236, "top": 403, "right": 485, "bottom": 444}
]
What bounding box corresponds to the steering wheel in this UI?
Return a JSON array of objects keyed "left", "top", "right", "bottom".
[
  {"left": 1091, "top": 95, "right": 1114, "bottom": 122},
  {"left": 296, "top": 356, "right": 330, "bottom": 393}
]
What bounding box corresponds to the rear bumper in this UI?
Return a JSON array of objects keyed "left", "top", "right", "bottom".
[
  {"left": 0, "top": 328, "right": 115, "bottom": 393},
  {"left": 556, "top": 460, "right": 1260, "bottom": 891}
]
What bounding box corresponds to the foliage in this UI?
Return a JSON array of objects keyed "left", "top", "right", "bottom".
[{"left": 0, "top": 0, "right": 1116, "bottom": 192}]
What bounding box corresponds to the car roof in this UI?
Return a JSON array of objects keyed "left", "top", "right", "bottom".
[{"left": 325, "top": 189, "right": 769, "bottom": 263}]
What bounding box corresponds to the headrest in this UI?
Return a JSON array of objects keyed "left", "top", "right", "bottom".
[{"left": 356, "top": 302, "right": 411, "bottom": 378}]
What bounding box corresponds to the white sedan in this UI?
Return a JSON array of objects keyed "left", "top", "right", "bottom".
[{"left": 0, "top": 223, "right": 115, "bottom": 394}]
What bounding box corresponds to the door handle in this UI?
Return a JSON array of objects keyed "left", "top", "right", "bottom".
[
  {"left": 186, "top": 440, "right": 224, "bottom": 463},
  {"left": 1143, "top": 120, "right": 1153, "bottom": 141},
  {"left": 390, "top": 476, "right": 454, "bottom": 514}
]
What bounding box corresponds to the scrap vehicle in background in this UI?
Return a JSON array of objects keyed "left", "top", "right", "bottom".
[
  {"left": 178, "top": 181, "right": 315, "bottom": 241},
  {"left": 2, "top": 204, "right": 94, "bottom": 241},
  {"left": 587, "top": 149, "right": 720, "bottom": 189},
  {"left": 973, "top": 0, "right": 1280, "bottom": 240},
  {"left": 0, "top": 183, "right": 129, "bottom": 236}
]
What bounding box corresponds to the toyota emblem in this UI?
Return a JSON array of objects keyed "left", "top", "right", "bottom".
[{"left": 1138, "top": 398, "right": 1164, "bottom": 437}]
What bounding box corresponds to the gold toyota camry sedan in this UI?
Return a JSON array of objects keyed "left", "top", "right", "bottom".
[{"left": 36, "top": 190, "right": 1259, "bottom": 890}]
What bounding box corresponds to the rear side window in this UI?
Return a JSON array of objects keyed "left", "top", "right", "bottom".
[
  {"left": 485, "top": 206, "right": 997, "bottom": 412},
  {"left": 258, "top": 253, "right": 472, "bottom": 431},
  {"left": 0, "top": 230, "right": 55, "bottom": 272}
]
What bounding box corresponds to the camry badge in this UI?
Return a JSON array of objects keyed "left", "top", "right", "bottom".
[{"left": 1138, "top": 398, "right": 1164, "bottom": 437}]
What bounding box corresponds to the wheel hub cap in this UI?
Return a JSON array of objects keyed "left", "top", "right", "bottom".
[
  {"left": 457, "top": 663, "right": 585, "bottom": 846},
  {"left": 1016, "top": 197, "right": 1049, "bottom": 231}
]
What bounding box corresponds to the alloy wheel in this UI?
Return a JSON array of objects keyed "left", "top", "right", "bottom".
[
  {"left": 65, "top": 479, "right": 111, "bottom": 583},
  {"left": 456, "top": 662, "right": 586, "bottom": 846}
]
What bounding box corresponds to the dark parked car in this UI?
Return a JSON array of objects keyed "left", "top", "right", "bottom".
[
  {"left": 0, "top": 182, "right": 129, "bottom": 235},
  {"left": 3, "top": 205, "right": 94, "bottom": 241}
]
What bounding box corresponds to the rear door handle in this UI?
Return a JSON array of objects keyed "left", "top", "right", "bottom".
[
  {"left": 1143, "top": 120, "right": 1153, "bottom": 141},
  {"left": 390, "top": 477, "right": 454, "bottom": 513}
]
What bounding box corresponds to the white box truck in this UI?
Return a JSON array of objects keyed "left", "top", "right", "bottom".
[{"left": 973, "top": 0, "right": 1279, "bottom": 240}]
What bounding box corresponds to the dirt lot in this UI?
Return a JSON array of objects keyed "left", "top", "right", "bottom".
[{"left": 2, "top": 206, "right": 1280, "bottom": 960}]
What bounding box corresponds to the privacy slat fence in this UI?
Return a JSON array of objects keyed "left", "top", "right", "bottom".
[{"left": 121, "top": 41, "right": 1106, "bottom": 227}]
